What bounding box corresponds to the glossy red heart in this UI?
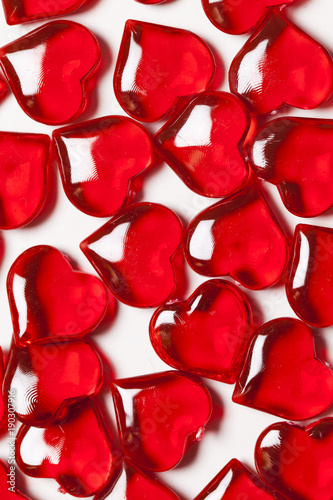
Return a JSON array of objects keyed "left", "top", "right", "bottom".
[
  {"left": 150, "top": 279, "right": 253, "bottom": 383},
  {"left": 1, "top": 0, "right": 89, "bottom": 25},
  {"left": 16, "top": 399, "right": 119, "bottom": 497},
  {"left": 7, "top": 245, "right": 108, "bottom": 345},
  {"left": 233, "top": 318, "right": 333, "bottom": 420},
  {"left": 250, "top": 117, "right": 333, "bottom": 217},
  {"left": 111, "top": 371, "right": 212, "bottom": 471},
  {"left": 0, "top": 21, "right": 101, "bottom": 125},
  {"left": 114, "top": 20, "right": 216, "bottom": 122},
  {"left": 53, "top": 115, "right": 155, "bottom": 217},
  {"left": 286, "top": 224, "right": 333, "bottom": 327},
  {"left": 0, "top": 460, "right": 31, "bottom": 500},
  {"left": 229, "top": 12, "right": 333, "bottom": 115},
  {"left": 185, "top": 185, "right": 289, "bottom": 289},
  {"left": 80, "top": 203, "right": 185, "bottom": 308},
  {"left": 155, "top": 91, "right": 251, "bottom": 198},
  {"left": 255, "top": 418, "right": 333, "bottom": 500}
]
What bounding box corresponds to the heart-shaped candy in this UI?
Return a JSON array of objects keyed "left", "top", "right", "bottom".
[
  {"left": 80, "top": 203, "right": 185, "bottom": 308},
  {"left": 0, "top": 460, "right": 31, "bottom": 500},
  {"left": 229, "top": 12, "right": 333, "bottom": 115},
  {"left": 150, "top": 279, "right": 253, "bottom": 383},
  {"left": 7, "top": 245, "right": 108, "bottom": 345},
  {"left": 1, "top": 0, "right": 89, "bottom": 25},
  {"left": 233, "top": 318, "right": 333, "bottom": 420},
  {"left": 114, "top": 20, "right": 216, "bottom": 122},
  {"left": 250, "top": 117, "right": 333, "bottom": 217},
  {"left": 185, "top": 185, "right": 289, "bottom": 289},
  {"left": 286, "top": 224, "right": 333, "bottom": 327},
  {"left": 0, "top": 21, "right": 101, "bottom": 125},
  {"left": 155, "top": 91, "right": 251, "bottom": 197},
  {"left": 111, "top": 371, "right": 212, "bottom": 471},
  {"left": 53, "top": 116, "right": 155, "bottom": 217},
  {"left": 255, "top": 418, "right": 333, "bottom": 500}
]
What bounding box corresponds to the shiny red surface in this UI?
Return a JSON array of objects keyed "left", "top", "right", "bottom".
[
  {"left": 7, "top": 245, "right": 108, "bottom": 345},
  {"left": 250, "top": 117, "right": 333, "bottom": 217},
  {"left": 0, "top": 460, "right": 31, "bottom": 500},
  {"left": 111, "top": 371, "right": 212, "bottom": 471},
  {"left": 150, "top": 279, "right": 253, "bottom": 383},
  {"left": 3, "top": 338, "right": 103, "bottom": 426},
  {"left": 0, "top": 132, "right": 49, "bottom": 229},
  {"left": 16, "top": 399, "right": 118, "bottom": 497},
  {"left": 233, "top": 318, "right": 333, "bottom": 420},
  {"left": 155, "top": 91, "right": 250, "bottom": 197},
  {"left": 229, "top": 12, "right": 333, "bottom": 115},
  {"left": 255, "top": 419, "right": 333, "bottom": 500},
  {"left": 287, "top": 224, "right": 333, "bottom": 327},
  {"left": 0, "top": 21, "right": 101, "bottom": 125},
  {"left": 194, "top": 458, "right": 279, "bottom": 499},
  {"left": 114, "top": 20, "right": 215, "bottom": 122},
  {"left": 1, "top": 0, "right": 88, "bottom": 25},
  {"left": 80, "top": 203, "right": 184, "bottom": 308},
  {"left": 53, "top": 116, "right": 155, "bottom": 217},
  {"left": 185, "top": 185, "right": 289, "bottom": 289}
]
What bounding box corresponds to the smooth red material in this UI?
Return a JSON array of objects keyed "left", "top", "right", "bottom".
[
  {"left": 0, "top": 460, "right": 31, "bottom": 499},
  {"left": 185, "top": 185, "right": 289, "bottom": 289},
  {"left": 150, "top": 279, "right": 253, "bottom": 383},
  {"left": 229, "top": 12, "right": 333, "bottom": 115},
  {"left": 233, "top": 318, "right": 333, "bottom": 420},
  {"left": 155, "top": 91, "right": 250, "bottom": 197},
  {"left": 0, "top": 132, "right": 49, "bottom": 229},
  {"left": 1, "top": 0, "right": 89, "bottom": 25},
  {"left": 53, "top": 116, "right": 155, "bottom": 217},
  {"left": 255, "top": 419, "right": 333, "bottom": 500},
  {"left": 16, "top": 399, "right": 119, "bottom": 497},
  {"left": 250, "top": 117, "right": 333, "bottom": 217},
  {"left": 287, "top": 224, "right": 333, "bottom": 327},
  {"left": 0, "top": 21, "right": 101, "bottom": 125},
  {"left": 4, "top": 338, "right": 103, "bottom": 426},
  {"left": 111, "top": 371, "right": 212, "bottom": 471},
  {"left": 7, "top": 245, "right": 108, "bottom": 345},
  {"left": 194, "top": 458, "right": 279, "bottom": 499},
  {"left": 80, "top": 203, "right": 184, "bottom": 308},
  {"left": 114, "top": 20, "right": 215, "bottom": 122}
]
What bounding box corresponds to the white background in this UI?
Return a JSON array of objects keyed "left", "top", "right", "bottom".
[{"left": 0, "top": 0, "right": 333, "bottom": 498}]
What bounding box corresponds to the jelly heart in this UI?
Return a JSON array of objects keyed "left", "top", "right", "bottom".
[
  {"left": 202, "top": 0, "right": 295, "bottom": 35},
  {"left": 80, "top": 203, "right": 184, "bottom": 308},
  {"left": 0, "top": 21, "right": 101, "bottom": 125},
  {"left": 114, "top": 20, "right": 216, "bottom": 122},
  {"left": 0, "top": 460, "right": 31, "bottom": 499},
  {"left": 233, "top": 318, "right": 333, "bottom": 420},
  {"left": 0, "top": 132, "right": 49, "bottom": 229},
  {"left": 111, "top": 371, "right": 212, "bottom": 471},
  {"left": 229, "top": 12, "right": 333, "bottom": 115},
  {"left": 250, "top": 117, "right": 333, "bottom": 217},
  {"left": 1, "top": 0, "right": 88, "bottom": 25},
  {"left": 155, "top": 91, "right": 250, "bottom": 197},
  {"left": 3, "top": 338, "right": 103, "bottom": 426},
  {"left": 286, "top": 224, "right": 333, "bottom": 327},
  {"left": 16, "top": 399, "right": 119, "bottom": 497},
  {"left": 194, "top": 458, "right": 279, "bottom": 499},
  {"left": 53, "top": 116, "right": 155, "bottom": 217},
  {"left": 185, "top": 185, "right": 289, "bottom": 289},
  {"left": 150, "top": 279, "right": 253, "bottom": 383},
  {"left": 255, "top": 418, "right": 333, "bottom": 500},
  {"left": 7, "top": 245, "right": 108, "bottom": 345}
]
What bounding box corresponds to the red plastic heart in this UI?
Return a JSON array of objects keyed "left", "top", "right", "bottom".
[{"left": 1, "top": 0, "right": 89, "bottom": 25}]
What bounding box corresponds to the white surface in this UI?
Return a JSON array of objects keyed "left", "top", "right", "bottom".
[{"left": 0, "top": 0, "right": 332, "bottom": 499}]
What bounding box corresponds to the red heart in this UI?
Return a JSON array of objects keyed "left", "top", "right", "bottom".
[
  {"left": 255, "top": 418, "right": 333, "bottom": 500},
  {"left": 80, "top": 203, "right": 185, "bottom": 308},
  {"left": 185, "top": 185, "right": 289, "bottom": 289},
  {"left": 155, "top": 91, "right": 251, "bottom": 198},
  {"left": 150, "top": 279, "right": 253, "bottom": 383},
  {"left": 114, "top": 20, "right": 216, "bottom": 122},
  {"left": 229, "top": 12, "right": 333, "bottom": 114},
  {"left": 233, "top": 318, "right": 333, "bottom": 420},
  {"left": 53, "top": 116, "right": 155, "bottom": 217},
  {"left": 7, "top": 245, "right": 108, "bottom": 345},
  {"left": 0, "top": 21, "right": 101, "bottom": 125},
  {"left": 111, "top": 371, "right": 212, "bottom": 471},
  {"left": 1, "top": 0, "right": 89, "bottom": 25},
  {"left": 0, "top": 460, "right": 31, "bottom": 500},
  {"left": 250, "top": 117, "right": 333, "bottom": 217}
]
